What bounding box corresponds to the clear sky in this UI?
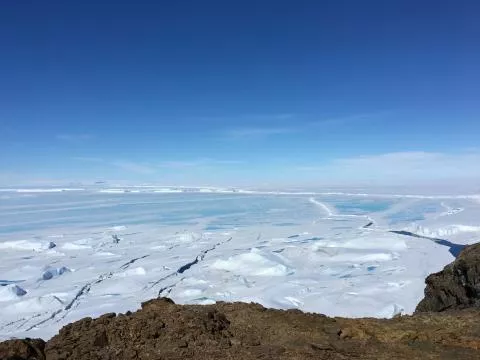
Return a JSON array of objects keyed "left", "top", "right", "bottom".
[{"left": 1, "top": 1, "right": 479, "bottom": 187}]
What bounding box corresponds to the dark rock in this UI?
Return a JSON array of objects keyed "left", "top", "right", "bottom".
[
  {"left": 40, "top": 299, "right": 480, "bottom": 359},
  {"left": 0, "top": 338, "right": 46, "bottom": 360},
  {"left": 416, "top": 242, "right": 480, "bottom": 312},
  {"left": 1, "top": 300, "right": 480, "bottom": 359}
]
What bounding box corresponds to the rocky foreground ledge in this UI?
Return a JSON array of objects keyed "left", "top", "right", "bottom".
[{"left": 2, "top": 243, "right": 480, "bottom": 360}]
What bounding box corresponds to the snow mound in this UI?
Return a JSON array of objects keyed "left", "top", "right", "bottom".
[
  {"left": 211, "top": 249, "right": 292, "bottom": 276},
  {"left": 4, "top": 294, "right": 63, "bottom": 313},
  {"left": 116, "top": 267, "right": 147, "bottom": 277},
  {"left": 180, "top": 288, "right": 203, "bottom": 297},
  {"left": 62, "top": 242, "right": 91, "bottom": 250},
  {"left": 99, "top": 189, "right": 127, "bottom": 193},
  {"left": 323, "top": 237, "right": 407, "bottom": 251},
  {"left": 0, "top": 284, "right": 27, "bottom": 302},
  {"left": 312, "top": 246, "right": 398, "bottom": 262},
  {"left": 153, "top": 188, "right": 183, "bottom": 193},
  {"left": 409, "top": 224, "right": 480, "bottom": 238},
  {"left": 109, "top": 225, "right": 127, "bottom": 231},
  {"left": 0, "top": 240, "right": 56, "bottom": 251},
  {"left": 174, "top": 232, "right": 201, "bottom": 243},
  {"left": 377, "top": 303, "right": 404, "bottom": 318}
]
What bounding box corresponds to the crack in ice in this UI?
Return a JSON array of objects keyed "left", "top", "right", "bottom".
[
  {"left": 143, "top": 237, "right": 233, "bottom": 297},
  {"left": 389, "top": 230, "right": 466, "bottom": 257},
  {"left": 21, "top": 254, "right": 150, "bottom": 332},
  {"left": 309, "top": 197, "right": 376, "bottom": 229}
]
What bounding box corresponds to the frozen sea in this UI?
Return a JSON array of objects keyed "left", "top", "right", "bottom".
[{"left": 1, "top": 187, "right": 480, "bottom": 340}]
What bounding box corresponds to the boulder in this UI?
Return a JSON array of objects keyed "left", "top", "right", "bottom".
[
  {"left": 416, "top": 242, "right": 480, "bottom": 312},
  {"left": 0, "top": 338, "right": 46, "bottom": 360}
]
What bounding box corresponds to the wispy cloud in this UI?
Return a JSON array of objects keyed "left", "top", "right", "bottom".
[
  {"left": 72, "top": 156, "right": 103, "bottom": 163},
  {"left": 224, "top": 111, "right": 390, "bottom": 139},
  {"left": 73, "top": 157, "right": 240, "bottom": 174},
  {"left": 296, "top": 150, "right": 480, "bottom": 183},
  {"left": 0, "top": 172, "right": 81, "bottom": 186},
  {"left": 190, "top": 113, "right": 295, "bottom": 123},
  {"left": 73, "top": 157, "right": 156, "bottom": 174},
  {"left": 56, "top": 134, "right": 95, "bottom": 142},
  {"left": 220, "top": 113, "right": 298, "bottom": 139},
  {"left": 158, "top": 158, "right": 243, "bottom": 168},
  {"left": 226, "top": 127, "right": 295, "bottom": 139},
  {"left": 308, "top": 111, "right": 390, "bottom": 128},
  {"left": 110, "top": 161, "right": 157, "bottom": 174}
]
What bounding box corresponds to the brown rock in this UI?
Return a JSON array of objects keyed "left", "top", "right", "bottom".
[
  {"left": 39, "top": 299, "right": 480, "bottom": 359},
  {"left": 1, "top": 301, "right": 480, "bottom": 359},
  {"left": 416, "top": 242, "right": 480, "bottom": 312},
  {"left": 0, "top": 338, "right": 46, "bottom": 360}
]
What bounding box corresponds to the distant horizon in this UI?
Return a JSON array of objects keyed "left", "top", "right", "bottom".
[{"left": 1, "top": 181, "right": 479, "bottom": 197}]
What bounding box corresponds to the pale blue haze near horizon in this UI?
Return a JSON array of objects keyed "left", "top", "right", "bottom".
[{"left": 1, "top": 1, "right": 479, "bottom": 187}]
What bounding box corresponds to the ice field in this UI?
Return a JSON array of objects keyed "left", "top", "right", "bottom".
[{"left": 1, "top": 187, "right": 480, "bottom": 340}]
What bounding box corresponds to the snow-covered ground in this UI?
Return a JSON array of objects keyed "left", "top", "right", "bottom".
[{"left": 1, "top": 188, "right": 480, "bottom": 340}]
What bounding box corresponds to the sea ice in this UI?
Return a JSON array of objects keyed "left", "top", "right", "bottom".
[
  {"left": 0, "top": 188, "right": 478, "bottom": 340},
  {"left": 211, "top": 249, "right": 292, "bottom": 276}
]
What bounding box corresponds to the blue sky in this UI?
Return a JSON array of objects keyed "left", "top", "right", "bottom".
[{"left": 1, "top": 1, "right": 479, "bottom": 187}]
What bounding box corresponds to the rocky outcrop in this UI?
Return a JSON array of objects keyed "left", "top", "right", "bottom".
[
  {"left": 2, "top": 298, "right": 480, "bottom": 359},
  {"left": 4, "top": 244, "right": 480, "bottom": 359},
  {"left": 416, "top": 242, "right": 480, "bottom": 312},
  {"left": 0, "top": 338, "right": 45, "bottom": 360}
]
